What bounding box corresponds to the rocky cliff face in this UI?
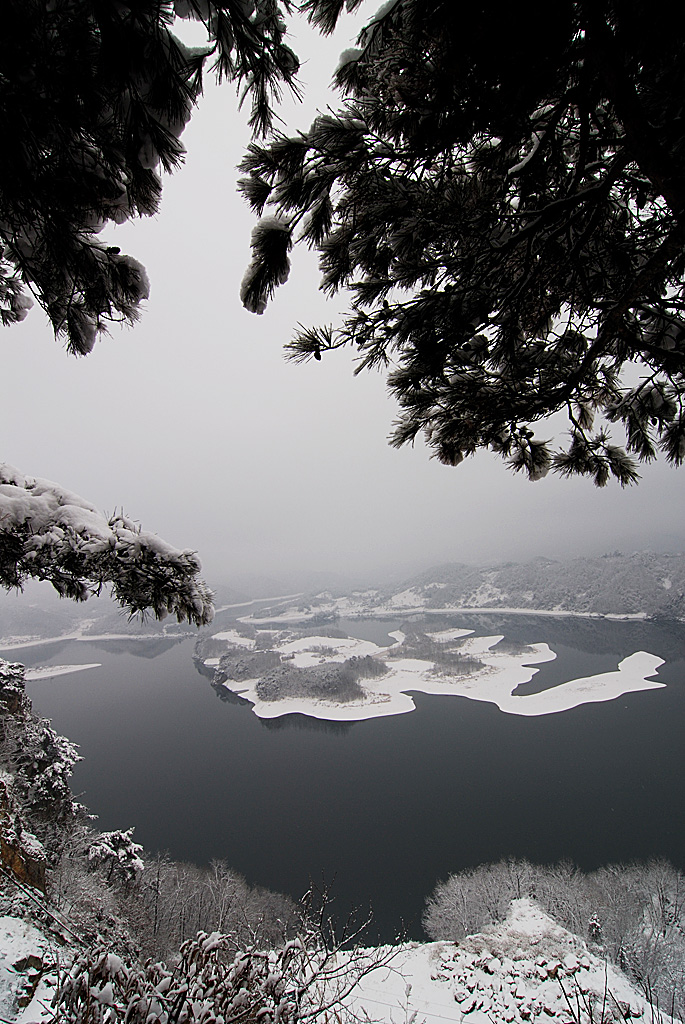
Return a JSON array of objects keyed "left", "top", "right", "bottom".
[
  {"left": 0, "top": 659, "right": 81, "bottom": 894},
  {"left": 0, "top": 774, "right": 46, "bottom": 893},
  {"left": 0, "top": 663, "right": 48, "bottom": 893}
]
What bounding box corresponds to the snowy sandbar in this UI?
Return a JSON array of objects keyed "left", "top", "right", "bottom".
[{"left": 25, "top": 663, "right": 101, "bottom": 681}]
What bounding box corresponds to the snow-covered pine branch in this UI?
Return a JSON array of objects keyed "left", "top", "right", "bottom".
[
  {"left": 0, "top": 463, "right": 214, "bottom": 626},
  {"left": 0, "top": 0, "right": 300, "bottom": 351},
  {"left": 240, "top": 216, "right": 293, "bottom": 314}
]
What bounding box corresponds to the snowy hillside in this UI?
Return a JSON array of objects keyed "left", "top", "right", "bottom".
[
  {"left": 348, "top": 899, "right": 663, "bottom": 1024},
  {"left": 237, "top": 552, "right": 685, "bottom": 623},
  {"left": 1, "top": 899, "right": 664, "bottom": 1024},
  {"left": 0, "top": 915, "right": 66, "bottom": 1022}
]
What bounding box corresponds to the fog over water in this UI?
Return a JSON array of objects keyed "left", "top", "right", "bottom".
[{"left": 20, "top": 614, "right": 685, "bottom": 942}]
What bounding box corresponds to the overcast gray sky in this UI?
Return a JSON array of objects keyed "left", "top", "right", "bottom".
[{"left": 2, "top": 10, "right": 685, "bottom": 590}]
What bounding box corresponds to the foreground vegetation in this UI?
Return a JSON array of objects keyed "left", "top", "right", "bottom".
[{"left": 3, "top": 656, "right": 685, "bottom": 1022}]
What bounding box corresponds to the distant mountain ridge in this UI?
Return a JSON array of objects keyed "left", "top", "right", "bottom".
[
  {"left": 363, "top": 552, "right": 685, "bottom": 619},
  {"left": 252, "top": 552, "right": 685, "bottom": 623},
  {"left": 2, "top": 553, "right": 685, "bottom": 642}
]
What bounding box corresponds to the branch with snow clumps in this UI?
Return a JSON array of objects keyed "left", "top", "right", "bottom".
[{"left": 0, "top": 463, "right": 213, "bottom": 626}]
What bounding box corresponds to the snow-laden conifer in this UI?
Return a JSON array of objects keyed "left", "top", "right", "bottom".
[
  {"left": 0, "top": 0, "right": 299, "bottom": 352},
  {"left": 0, "top": 463, "right": 213, "bottom": 625},
  {"left": 241, "top": 0, "right": 685, "bottom": 485}
]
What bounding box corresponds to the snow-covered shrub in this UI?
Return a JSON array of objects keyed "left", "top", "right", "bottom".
[
  {"left": 88, "top": 829, "right": 144, "bottom": 885},
  {"left": 55, "top": 907, "right": 390, "bottom": 1024}
]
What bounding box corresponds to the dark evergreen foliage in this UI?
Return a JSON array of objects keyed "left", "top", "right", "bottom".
[
  {"left": 0, "top": 0, "right": 299, "bottom": 353},
  {"left": 240, "top": 0, "right": 685, "bottom": 484}
]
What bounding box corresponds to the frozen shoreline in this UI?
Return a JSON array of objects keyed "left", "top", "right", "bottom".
[
  {"left": 24, "top": 663, "right": 101, "bottom": 681},
  {"left": 0, "top": 631, "right": 185, "bottom": 651},
  {"left": 242, "top": 604, "right": 653, "bottom": 625}
]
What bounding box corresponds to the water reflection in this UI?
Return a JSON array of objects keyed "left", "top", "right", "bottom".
[
  {"left": 85, "top": 637, "right": 187, "bottom": 659},
  {"left": 258, "top": 714, "right": 354, "bottom": 735},
  {"left": 211, "top": 683, "right": 253, "bottom": 707}
]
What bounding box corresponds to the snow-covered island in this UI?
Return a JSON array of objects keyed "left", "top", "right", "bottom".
[{"left": 196, "top": 625, "right": 665, "bottom": 722}]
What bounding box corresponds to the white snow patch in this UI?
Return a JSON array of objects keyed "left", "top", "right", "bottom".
[
  {"left": 426, "top": 627, "right": 475, "bottom": 642},
  {"left": 0, "top": 916, "right": 53, "bottom": 1021},
  {"left": 211, "top": 629, "right": 256, "bottom": 649},
  {"left": 213, "top": 593, "right": 303, "bottom": 612},
  {"left": 241, "top": 601, "right": 654, "bottom": 625},
  {"left": 0, "top": 632, "right": 81, "bottom": 651},
  {"left": 278, "top": 634, "right": 381, "bottom": 667},
  {"left": 344, "top": 899, "right": 660, "bottom": 1024},
  {"left": 387, "top": 588, "right": 424, "bottom": 609},
  {"left": 24, "top": 663, "right": 101, "bottom": 681}
]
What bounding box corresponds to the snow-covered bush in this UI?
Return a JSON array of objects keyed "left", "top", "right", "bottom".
[
  {"left": 88, "top": 829, "right": 145, "bottom": 885},
  {"left": 55, "top": 902, "right": 390, "bottom": 1024}
]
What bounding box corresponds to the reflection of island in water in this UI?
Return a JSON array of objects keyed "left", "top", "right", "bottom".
[
  {"left": 4, "top": 633, "right": 187, "bottom": 668},
  {"left": 194, "top": 618, "right": 667, "bottom": 724},
  {"left": 82, "top": 636, "right": 188, "bottom": 660},
  {"left": 258, "top": 714, "right": 354, "bottom": 735}
]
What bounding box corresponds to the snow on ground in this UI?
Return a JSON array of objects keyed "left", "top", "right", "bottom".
[
  {"left": 345, "top": 900, "right": 660, "bottom": 1024},
  {"left": 0, "top": 915, "right": 60, "bottom": 1022},
  {"left": 386, "top": 588, "right": 424, "bottom": 609},
  {"left": 242, "top": 608, "right": 330, "bottom": 625},
  {"left": 0, "top": 632, "right": 82, "bottom": 651},
  {"left": 426, "top": 627, "right": 475, "bottom": 642},
  {"left": 241, "top": 602, "right": 651, "bottom": 625},
  {"left": 24, "top": 663, "right": 101, "bottom": 681},
  {"left": 211, "top": 629, "right": 256, "bottom": 649},
  {"left": 500, "top": 651, "right": 664, "bottom": 716},
  {"left": 214, "top": 593, "right": 303, "bottom": 611},
  {"left": 231, "top": 659, "right": 433, "bottom": 721},
  {"left": 278, "top": 634, "right": 383, "bottom": 667},
  {"left": 0, "top": 630, "right": 181, "bottom": 651},
  {"left": 0, "top": 898, "right": 664, "bottom": 1024}
]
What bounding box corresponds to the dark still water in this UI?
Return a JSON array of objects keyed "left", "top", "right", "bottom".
[{"left": 16, "top": 614, "right": 685, "bottom": 942}]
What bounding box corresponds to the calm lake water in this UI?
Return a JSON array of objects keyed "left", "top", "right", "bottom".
[{"left": 17, "top": 613, "right": 685, "bottom": 942}]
